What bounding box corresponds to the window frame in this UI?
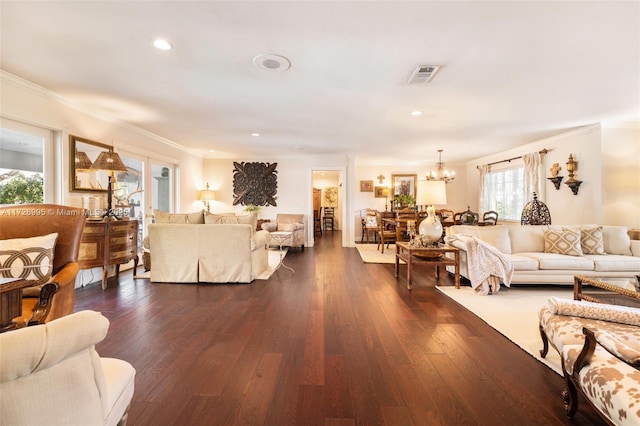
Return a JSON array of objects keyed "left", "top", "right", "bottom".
[{"left": 482, "top": 160, "right": 525, "bottom": 222}]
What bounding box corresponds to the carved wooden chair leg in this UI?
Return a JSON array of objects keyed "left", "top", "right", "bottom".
[
  {"left": 562, "top": 372, "right": 579, "bottom": 418},
  {"left": 539, "top": 325, "right": 549, "bottom": 357}
]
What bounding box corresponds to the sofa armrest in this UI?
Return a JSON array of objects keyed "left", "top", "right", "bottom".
[{"left": 631, "top": 239, "right": 640, "bottom": 257}]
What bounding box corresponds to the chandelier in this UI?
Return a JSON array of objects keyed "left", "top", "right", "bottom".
[{"left": 426, "top": 149, "right": 455, "bottom": 184}]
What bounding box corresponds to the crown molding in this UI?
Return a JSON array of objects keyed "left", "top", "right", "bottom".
[{"left": 1, "top": 70, "right": 202, "bottom": 158}]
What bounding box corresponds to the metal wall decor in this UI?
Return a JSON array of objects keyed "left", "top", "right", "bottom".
[
  {"left": 232, "top": 162, "right": 278, "bottom": 206},
  {"left": 521, "top": 192, "right": 552, "bottom": 225}
]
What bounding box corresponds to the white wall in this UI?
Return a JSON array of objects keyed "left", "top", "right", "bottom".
[
  {"left": 1, "top": 72, "right": 203, "bottom": 212},
  {"left": 466, "top": 123, "right": 640, "bottom": 227},
  {"left": 601, "top": 123, "right": 640, "bottom": 228}
]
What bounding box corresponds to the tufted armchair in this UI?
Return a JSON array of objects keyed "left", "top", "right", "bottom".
[
  {"left": 0, "top": 310, "right": 136, "bottom": 426},
  {"left": 0, "top": 204, "right": 86, "bottom": 328},
  {"left": 262, "top": 214, "right": 305, "bottom": 249}
]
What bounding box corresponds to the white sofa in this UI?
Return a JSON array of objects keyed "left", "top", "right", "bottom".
[
  {"left": 445, "top": 224, "right": 640, "bottom": 285},
  {"left": 148, "top": 210, "right": 271, "bottom": 283},
  {"left": 0, "top": 310, "right": 135, "bottom": 426}
]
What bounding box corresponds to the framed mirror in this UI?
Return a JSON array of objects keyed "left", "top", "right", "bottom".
[{"left": 69, "top": 135, "right": 112, "bottom": 192}]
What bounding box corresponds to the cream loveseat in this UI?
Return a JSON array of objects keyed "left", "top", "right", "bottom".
[
  {"left": 148, "top": 211, "right": 271, "bottom": 283},
  {"left": 445, "top": 224, "right": 640, "bottom": 286},
  {"left": 538, "top": 297, "right": 640, "bottom": 425},
  {"left": 0, "top": 310, "right": 136, "bottom": 426}
]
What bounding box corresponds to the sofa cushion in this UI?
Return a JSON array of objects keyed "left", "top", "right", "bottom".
[
  {"left": 562, "top": 344, "right": 640, "bottom": 425},
  {"left": 580, "top": 225, "right": 605, "bottom": 255},
  {"left": 509, "top": 225, "right": 546, "bottom": 253},
  {"left": 523, "top": 252, "right": 593, "bottom": 270},
  {"left": 505, "top": 254, "right": 539, "bottom": 271},
  {"left": 475, "top": 225, "right": 511, "bottom": 254},
  {"left": 154, "top": 210, "right": 204, "bottom": 224},
  {"left": 544, "top": 228, "right": 583, "bottom": 256},
  {"left": 0, "top": 233, "right": 58, "bottom": 285},
  {"left": 602, "top": 225, "right": 632, "bottom": 256},
  {"left": 586, "top": 254, "right": 640, "bottom": 272},
  {"left": 204, "top": 213, "right": 257, "bottom": 231}
]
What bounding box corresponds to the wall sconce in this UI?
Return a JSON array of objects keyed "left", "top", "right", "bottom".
[
  {"left": 547, "top": 162, "right": 564, "bottom": 190},
  {"left": 377, "top": 174, "right": 385, "bottom": 184},
  {"left": 199, "top": 182, "right": 216, "bottom": 212},
  {"left": 564, "top": 154, "right": 583, "bottom": 195}
]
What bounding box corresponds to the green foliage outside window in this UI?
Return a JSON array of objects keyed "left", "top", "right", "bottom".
[{"left": 0, "top": 173, "right": 44, "bottom": 204}]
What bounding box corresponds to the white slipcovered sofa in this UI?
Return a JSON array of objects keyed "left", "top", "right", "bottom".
[
  {"left": 148, "top": 210, "right": 271, "bottom": 283},
  {"left": 0, "top": 310, "right": 135, "bottom": 426},
  {"left": 445, "top": 224, "right": 640, "bottom": 285}
]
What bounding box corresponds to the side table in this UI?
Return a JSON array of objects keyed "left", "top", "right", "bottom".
[
  {"left": 270, "top": 231, "right": 295, "bottom": 274},
  {"left": 0, "top": 278, "right": 35, "bottom": 331},
  {"left": 395, "top": 242, "right": 460, "bottom": 290}
]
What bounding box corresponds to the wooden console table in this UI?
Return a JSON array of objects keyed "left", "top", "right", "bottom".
[
  {"left": 0, "top": 278, "right": 34, "bottom": 331},
  {"left": 78, "top": 219, "right": 138, "bottom": 289}
]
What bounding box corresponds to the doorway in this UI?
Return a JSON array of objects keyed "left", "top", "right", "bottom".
[{"left": 311, "top": 169, "right": 343, "bottom": 247}]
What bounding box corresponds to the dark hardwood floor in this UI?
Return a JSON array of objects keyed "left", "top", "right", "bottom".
[{"left": 75, "top": 231, "right": 605, "bottom": 426}]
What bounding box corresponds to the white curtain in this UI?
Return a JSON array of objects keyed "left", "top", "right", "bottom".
[
  {"left": 523, "top": 151, "right": 541, "bottom": 200},
  {"left": 478, "top": 164, "right": 490, "bottom": 214}
]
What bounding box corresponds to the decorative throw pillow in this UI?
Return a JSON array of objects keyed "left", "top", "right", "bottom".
[
  {"left": 547, "top": 297, "right": 640, "bottom": 327},
  {"left": 0, "top": 233, "right": 58, "bottom": 285},
  {"left": 580, "top": 225, "right": 605, "bottom": 255},
  {"left": 154, "top": 210, "right": 204, "bottom": 224},
  {"left": 543, "top": 228, "right": 583, "bottom": 256}
]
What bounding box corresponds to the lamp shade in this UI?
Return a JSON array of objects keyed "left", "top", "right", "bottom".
[
  {"left": 199, "top": 189, "right": 216, "bottom": 201},
  {"left": 416, "top": 180, "right": 447, "bottom": 206},
  {"left": 90, "top": 151, "right": 127, "bottom": 172},
  {"left": 74, "top": 150, "right": 93, "bottom": 170}
]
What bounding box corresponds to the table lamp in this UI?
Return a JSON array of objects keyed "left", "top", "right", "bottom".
[
  {"left": 90, "top": 151, "right": 127, "bottom": 220},
  {"left": 199, "top": 182, "right": 216, "bottom": 212},
  {"left": 416, "top": 179, "right": 447, "bottom": 245}
]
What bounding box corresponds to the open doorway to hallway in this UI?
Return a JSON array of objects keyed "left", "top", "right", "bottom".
[{"left": 311, "top": 170, "right": 342, "bottom": 246}]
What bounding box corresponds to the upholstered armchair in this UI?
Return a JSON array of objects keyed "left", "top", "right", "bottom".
[
  {"left": 0, "top": 204, "right": 86, "bottom": 328},
  {"left": 0, "top": 310, "right": 136, "bottom": 426},
  {"left": 262, "top": 214, "right": 305, "bottom": 249}
]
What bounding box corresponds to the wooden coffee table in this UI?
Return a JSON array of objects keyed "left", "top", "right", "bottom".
[
  {"left": 574, "top": 275, "right": 640, "bottom": 308},
  {"left": 395, "top": 241, "right": 460, "bottom": 290}
]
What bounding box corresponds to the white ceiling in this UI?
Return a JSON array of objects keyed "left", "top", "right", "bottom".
[{"left": 1, "top": 1, "right": 638, "bottom": 166}]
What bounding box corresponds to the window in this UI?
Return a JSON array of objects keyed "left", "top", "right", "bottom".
[
  {"left": 483, "top": 166, "right": 525, "bottom": 221},
  {"left": 0, "top": 120, "right": 54, "bottom": 205}
]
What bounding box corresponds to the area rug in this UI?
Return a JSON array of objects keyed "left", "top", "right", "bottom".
[
  {"left": 355, "top": 243, "right": 402, "bottom": 264},
  {"left": 436, "top": 285, "right": 575, "bottom": 375},
  {"left": 133, "top": 248, "right": 288, "bottom": 281}
]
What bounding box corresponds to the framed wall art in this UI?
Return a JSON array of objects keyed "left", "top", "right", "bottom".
[
  {"left": 360, "top": 180, "right": 373, "bottom": 192},
  {"left": 374, "top": 186, "right": 388, "bottom": 198},
  {"left": 391, "top": 174, "right": 417, "bottom": 198},
  {"left": 232, "top": 161, "right": 278, "bottom": 206}
]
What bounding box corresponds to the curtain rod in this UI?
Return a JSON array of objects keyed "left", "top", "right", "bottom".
[{"left": 476, "top": 148, "right": 549, "bottom": 170}]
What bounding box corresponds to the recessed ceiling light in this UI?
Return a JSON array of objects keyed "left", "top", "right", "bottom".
[
  {"left": 153, "top": 39, "right": 172, "bottom": 50},
  {"left": 251, "top": 133, "right": 260, "bottom": 137},
  {"left": 411, "top": 110, "right": 422, "bottom": 116},
  {"left": 253, "top": 54, "right": 291, "bottom": 72},
  {"left": 208, "top": 149, "right": 215, "bottom": 152}
]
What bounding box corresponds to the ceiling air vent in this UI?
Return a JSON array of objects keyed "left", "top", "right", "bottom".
[{"left": 407, "top": 65, "right": 441, "bottom": 84}]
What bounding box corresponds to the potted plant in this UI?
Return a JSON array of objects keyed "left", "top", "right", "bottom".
[
  {"left": 243, "top": 204, "right": 262, "bottom": 217},
  {"left": 394, "top": 194, "right": 415, "bottom": 209}
]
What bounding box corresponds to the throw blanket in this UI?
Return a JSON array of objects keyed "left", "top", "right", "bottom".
[{"left": 445, "top": 234, "right": 514, "bottom": 295}]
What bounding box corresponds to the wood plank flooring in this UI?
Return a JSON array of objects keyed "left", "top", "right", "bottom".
[{"left": 75, "top": 231, "right": 605, "bottom": 426}]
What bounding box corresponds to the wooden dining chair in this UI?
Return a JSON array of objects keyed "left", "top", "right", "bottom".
[
  {"left": 376, "top": 211, "right": 397, "bottom": 254},
  {"left": 479, "top": 210, "right": 499, "bottom": 226}
]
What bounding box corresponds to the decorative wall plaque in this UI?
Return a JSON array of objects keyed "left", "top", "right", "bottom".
[{"left": 232, "top": 162, "right": 278, "bottom": 206}]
